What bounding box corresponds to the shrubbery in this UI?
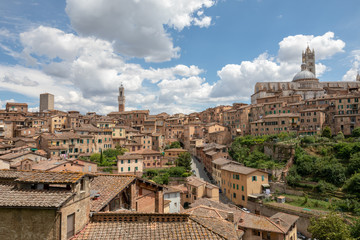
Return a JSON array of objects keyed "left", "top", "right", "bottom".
[{"left": 143, "top": 167, "right": 189, "bottom": 185}]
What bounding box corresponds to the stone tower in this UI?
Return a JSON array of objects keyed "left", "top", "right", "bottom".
[
  {"left": 356, "top": 72, "right": 360, "bottom": 82},
  {"left": 40, "top": 93, "right": 54, "bottom": 112},
  {"left": 118, "top": 84, "right": 125, "bottom": 112},
  {"left": 302, "top": 46, "right": 316, "bottom": 76}
]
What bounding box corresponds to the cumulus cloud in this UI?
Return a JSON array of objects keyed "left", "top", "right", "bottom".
[
  {"left": 342, "top": 50, "right": 360, "bottom": 82},
  {"left": 211, "top": 32, "right": 345, "bottom": 100},
  {"left": 65, "top": 0, "right": 215, "bottom": 62},
  {"left": 0, "top": 27, "right": 351, "bottom": 115},
  {"left": 2, "top": 74, "right": 39, "bottom": 86},
  {"left": 1, "top": 26, "right": 217, "bottom": 114},
  {"left": 278, "top": 32, "right": 345, "bottom": 63}
]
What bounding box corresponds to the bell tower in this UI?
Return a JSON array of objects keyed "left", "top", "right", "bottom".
[
  {"left": 118, "top": 84, "right": 125, "bottom": 112},
  {"left": 302, "top": 46, "right": 316, "bottom": 76}
]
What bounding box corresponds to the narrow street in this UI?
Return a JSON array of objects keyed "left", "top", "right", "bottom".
[
  {"left": 190, "top": 155, "right": 233, "bottom": 204},
  {"left": 190, "top": 156, "right": 210, "bottom": 182}
]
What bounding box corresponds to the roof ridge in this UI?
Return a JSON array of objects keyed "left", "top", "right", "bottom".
[
  {"left": 264, "top": 216, "right": 286, "bottom": 234},
  {"left": 190, "top": 216, "right": 234, "bottom": 240}
]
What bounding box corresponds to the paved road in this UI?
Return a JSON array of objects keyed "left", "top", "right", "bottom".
[
  {"left": 190, "top": 156, "right": 211, "bottom": 182},
  {"left": 190, "top": 155, "right": 233, "bottom": 204}
]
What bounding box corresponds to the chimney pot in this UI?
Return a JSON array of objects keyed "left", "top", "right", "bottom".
[{"left": 227, "top": 212, "right": 234, "bottom": 223}]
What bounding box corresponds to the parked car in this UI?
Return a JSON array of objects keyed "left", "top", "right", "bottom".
[
  {"left": 242, "top": 208, "right": 250, "bottom": 213},
  {"left": 297, "top": 232, "right": 306, "bottom": 240}
]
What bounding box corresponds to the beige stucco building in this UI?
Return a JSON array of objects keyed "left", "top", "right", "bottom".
[{"left": 221, "top": 162, "right": 268, "bottom": 207}]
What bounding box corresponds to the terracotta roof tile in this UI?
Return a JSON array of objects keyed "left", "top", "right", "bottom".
[
  {"left": 212, "top": 158, "right": 232, "bottom": 166},
  {"left": 15, "top": 171, "right": 84, "bottom": 184},
  {"left": 237, "top": 211, "right": 285, "bottom": 234},
  {"left": 270, "top": 212, "right": 299, "bottom": 233},
  {"left": 90, "top": 174, "right": 136, "bottom": 212},
  {"left": 73, "top": 213, "right": 235, "bottom": 240},
  {"left": 0, "top": 169, "right": 84, "bottom": 184},
  {"left": 221, "top": 163, "right": 258, "bottom": 175},
  {"left": 0, "top": 182, "right": 74, "bottom": 208}
]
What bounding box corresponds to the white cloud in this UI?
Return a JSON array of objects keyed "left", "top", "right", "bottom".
[
  {"left": 65, "top": 0, "right": 215, "bottom": 62},
  {"left": 342, "top": 50, "right": 360, "bottom": 82},
  {"left": 0, "top": 98, "right": 15, "bottom": 109},
  {"left": 0, "top": 27, "right": 351, "bottom": 115},
  {"left": 0, "top": 26, "right": 216, "bottom": 114},
  {"left": 278, "top": 32, "right": 345, "bottom": 63},
  {"left": 211, "top": 32, "right": 345, "bottom": 100}
]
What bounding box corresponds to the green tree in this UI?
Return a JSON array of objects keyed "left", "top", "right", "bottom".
[
  {"left": 352, "top": 127, "right": 360, "bottom": 138},
  {"left": 308, "top": 212, "right": 352, "bottom": 240},
  {"left": 100, "top": 149, "right": 104, "bottom": 165},
  {"left": 152, "top": 173, "right": 169, "bottom": 185},
  {"left": 169, "top": 141, "right": 181, "bottom": 149},
  {"left": 343, "top": 173, "right": 360, "bottom": 198},
  {"left": 175, "top": 152, "right": 192, "bottom": 171},
  {"left": 322, "top": 126, "right": 332, "bottom": 138},
  {"left": 348, "top": 152, "right": 360, "bottom": 175},
  {"left": 335, "top": 131, "right": 345, "bottom": 141},
  {"left": 350, "top": 218, "right": 360, "bottom": 239},
  {"left": 301, "top": 136, "right": 315, "bottom": 144},
  {"left": 90, "top": 153, "right": 100, "bottom": 162},
  {"left": 286, "top": 166, "right": 301, "bottom": 187},
  {"left": 316, "top": 180, "right": 336, "bottom": 193}
]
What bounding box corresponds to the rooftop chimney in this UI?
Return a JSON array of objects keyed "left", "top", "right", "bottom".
[{"left": 227, "top": 212, "right": 234, "bottom": 223}]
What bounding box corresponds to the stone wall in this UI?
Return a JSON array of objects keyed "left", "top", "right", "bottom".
[
  {"left": 264, "top": 143, "right": 295, "bottom": 162},
  {"left": 270, "top": 182, "right": 304, "bottom": 196},
  {"left": 137, "top": 192, "right": 156, "bottom": 212},
  {"left": 0, "top": 208, "right": 60, "bottom": 240}
]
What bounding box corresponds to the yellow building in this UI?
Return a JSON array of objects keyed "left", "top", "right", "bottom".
[
  {"left": 221, "top": 162, "right": 268, "bottom": 207},
  {"left": 112, "top": 126, "right": 126, "bottom": 146},
  {"left": 212, "top": 157, "right": 232, "bottom": 186}
]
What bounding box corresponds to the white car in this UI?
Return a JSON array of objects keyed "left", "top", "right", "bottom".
[{"left": 242, "top": 208, "right": 250, "bottom": 213}]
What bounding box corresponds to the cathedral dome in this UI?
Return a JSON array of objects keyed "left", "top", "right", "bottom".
[{"left": 292, "top": 70, "right": 317, "bottom": 82}]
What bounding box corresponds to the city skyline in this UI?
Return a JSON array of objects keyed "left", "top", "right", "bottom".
[{"left": 0, "top": 0, "right": 360, "bottom": 114}]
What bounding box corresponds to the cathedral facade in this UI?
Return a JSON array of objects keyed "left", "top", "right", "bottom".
[{"left": 251, "top": 47, "right": 360, "bottom": 104}]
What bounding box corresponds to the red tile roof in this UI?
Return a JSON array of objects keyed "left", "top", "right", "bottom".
[
  {"left": 72, "top": 213, "right": 238, "bottom": 240},
  {"left": 0, "top": 169, "right": 85, "bottom": 184},
  {"left": 0, "top": 182, "right": 74, "bottom": 208},
  {"left": 90, "top": 174, "right": 136, "bottom": 212}
]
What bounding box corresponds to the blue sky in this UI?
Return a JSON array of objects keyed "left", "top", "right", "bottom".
[{"left": 0, "top": 0, "right": 359, "bottom": 114}]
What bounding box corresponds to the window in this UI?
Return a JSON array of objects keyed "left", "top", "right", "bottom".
[
  {"left": 67, "top": 213, "right": 75, "bottom": 239},
  {"left": 128, "top": 167, "right": 131, "bottom": 171},
  {"left": 233, "top": 193, "right": 236, "bottom": 198},
  {"left": 121, "top": 167, "right": 123, "bottom": 172},
  {"left": 252, "top": 176, "right": 257, "bottom": 182},
  {"left": 128, "top": 160, "right": 130, "bottom": 164},
  {"left": 242, "top": 195, "right": 245, "bottom": 201},
  {"left": 233, "top": 183, "right": 235, "bottom": 189},
  {"left": 262, "top": 175, "right": 265, "bottom": 181},
  {"left": 121, "top": 160, "right": 124, "bottom": 164},
  {"left": 80, "top": 179, "right": 85, "bottom": 191},
  {"left": 242, "top": 186, "right": 244, "bottom": 191},
  {"left": 237, "top": 184, "right": 239, "bottom": 190},
  {"left": 135, "top": 167, "right": 138, "bottom": 171},
  {"left": 135, "top": 159, "right": 138, "bottom": 163}
]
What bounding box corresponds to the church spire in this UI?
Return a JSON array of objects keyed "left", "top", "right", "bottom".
[{"left": 356, "top": 71, "right": 360, "bottom": 82}]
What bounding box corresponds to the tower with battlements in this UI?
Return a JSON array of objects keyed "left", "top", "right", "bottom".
[
  {"left": 118, "top": 84, "right": 125, "bottom": 112},
  {"left": 302, "top": 46, "right": 316, "bottom": 76}
]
